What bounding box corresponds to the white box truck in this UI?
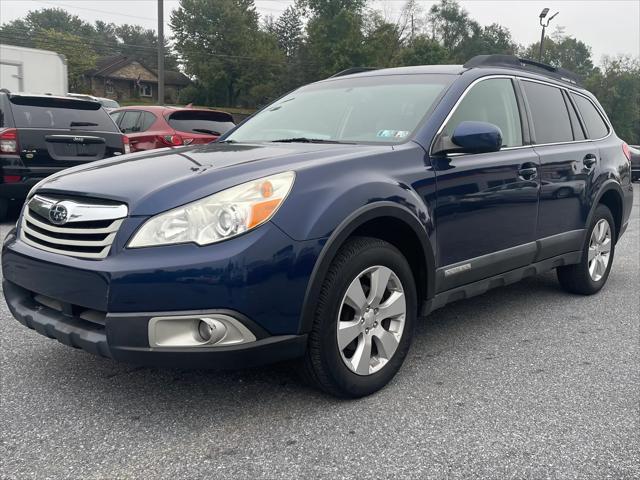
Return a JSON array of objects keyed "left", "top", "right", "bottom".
[{"left": 0, "top": 44, "right": 68, "bottom": 95}]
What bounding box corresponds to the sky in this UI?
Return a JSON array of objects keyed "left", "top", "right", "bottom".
[{"left": 0, "top": 0, "right": 638, "bottom": 64}]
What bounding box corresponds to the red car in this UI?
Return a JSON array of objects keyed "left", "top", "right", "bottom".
[{"left": 109, "top": 106, "right": 235, "bottom": 152}]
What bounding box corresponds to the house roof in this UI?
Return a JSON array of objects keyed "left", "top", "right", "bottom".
[{"left": 86, "top": 55, "right": 190, "bottom": 86}]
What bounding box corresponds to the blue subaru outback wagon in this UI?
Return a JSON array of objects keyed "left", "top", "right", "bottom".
[{"left": 2, "top": 55, "right": 634, "bottom": 397}]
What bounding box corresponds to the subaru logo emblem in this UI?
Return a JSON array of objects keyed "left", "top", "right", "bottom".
[{"left": 49, "top": 203, "right": 68, "bottom": 225}]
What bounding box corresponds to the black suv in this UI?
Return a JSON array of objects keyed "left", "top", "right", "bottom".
[{"left": 0, "top": 92, "right": 127, "bottom": 220}]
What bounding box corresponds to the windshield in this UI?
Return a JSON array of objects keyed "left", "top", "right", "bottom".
[{"left": 226, "top": 74, "right": 454, "bottom": 144}]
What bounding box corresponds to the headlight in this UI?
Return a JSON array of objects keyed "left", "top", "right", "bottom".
[{"left": 128, "top": 171, "right": 295, "bottom": 248}]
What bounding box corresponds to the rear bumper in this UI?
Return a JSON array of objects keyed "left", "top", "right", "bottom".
[{"left": 3, "top": 279, "right": 308, "bottom": 369}]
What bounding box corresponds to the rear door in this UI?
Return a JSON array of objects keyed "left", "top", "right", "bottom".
[
  {"left": 9, "top": 96, "right": 124, "bottom": 177},
  {"left": 521, "top": 80, "right": 596, "bottom": 255},
  {"left": 432, "top": 77, "right": 540, "bottom": 291}
]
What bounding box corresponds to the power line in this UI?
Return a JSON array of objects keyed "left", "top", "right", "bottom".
[
  {"left": 0, "top": 31, "right": 320, "bottom": 67},
  {"left": 29, "top": 0, "right": 159, "bottom": 22}
]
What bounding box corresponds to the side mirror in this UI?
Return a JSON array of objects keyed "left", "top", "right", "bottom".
[{"left": 433, "top": 121, "right": 503, "bottom": 155}]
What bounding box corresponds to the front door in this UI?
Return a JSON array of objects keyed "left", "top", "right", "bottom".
[{"left": 431, "top": 77, "right": 540, "bottom": 291}]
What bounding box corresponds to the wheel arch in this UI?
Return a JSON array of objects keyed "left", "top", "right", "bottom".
[
  {"left": 590, "top": 180, "right": 624, "bottom": 242},
  {"left": 297, "top": 202, "right": 435, "bottom": 335}
]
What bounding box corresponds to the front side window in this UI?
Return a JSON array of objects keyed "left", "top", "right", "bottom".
[
  {"left": 444, "top": 78, "right": 523, "bottom": 148},
  {"left": 571, "top": 93, "right": 609, "bottom": 139},
  {"left": 522, "top": 81, "right": 573, "bottom": 144},
  {"left": 226, "top": 74, "right": 454, "bottom": 144}
]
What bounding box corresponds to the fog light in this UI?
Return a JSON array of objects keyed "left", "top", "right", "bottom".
[
  {"left": 148, "top": 313, "right": 257, "bottom": 349},
  {"left": 197, "top": 318, "right": 226, "bottom": 344}
]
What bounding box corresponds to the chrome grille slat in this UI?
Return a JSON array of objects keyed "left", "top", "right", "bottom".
[
  {"left": 20, "top": 196, "right": 127, "bottom": 260},
  {"left": 24, "top": 210, "right": 122, "bottom": 234},
  {"left": 22, "top": 221, "right": 119, "bottom": 247}
]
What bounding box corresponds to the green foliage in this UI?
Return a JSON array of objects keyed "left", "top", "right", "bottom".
[
  {"left": 585, "top": 56, "right": 640, "bottom": 144},
  {"left": 0, "top": 7, "right": 177, "bottom": 72},
  {"left": 33, "top": 29, "right": 97, "bottom": 91},
  {"left": 523, "top": 31, "right": 594, "bottom": 77},
  {"left": 171, "top": 0, "right": 284, "bottom": 107},
  {"left": 1, "top": 0, "right": 638, "bottom": 142}
]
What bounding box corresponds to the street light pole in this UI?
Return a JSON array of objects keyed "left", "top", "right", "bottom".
[
  {"left": 538, "top": 8, "right": 559, "bottom": 62},
  {"left": 157, "top": 0, "right": 165, "bottom": 106}
]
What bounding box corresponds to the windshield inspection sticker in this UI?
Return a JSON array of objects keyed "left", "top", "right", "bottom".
[{"left": 376, "top": 129, "right": 409, "bottom": 139}]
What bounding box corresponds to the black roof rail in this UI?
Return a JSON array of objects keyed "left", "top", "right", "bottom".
[
  {"left": 329, "top": 67, "right": 378, "bottom": 78},
  {"left": 463, "top": 54, "right": 582, "bottom": 86}
]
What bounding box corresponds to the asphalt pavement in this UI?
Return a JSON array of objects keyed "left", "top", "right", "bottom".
[{"left": 1, "top": 184, "right": 638, "bottom": 479}]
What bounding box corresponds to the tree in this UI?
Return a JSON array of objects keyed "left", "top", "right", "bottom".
[
  {"left": 171, "top": 0, "right": 284, "bottom": 106},
  {"left": 523, "top": 30, "right": 594, "bottom": 77},
  {"left": 300, "top": 0, "right": 368, "bottom": 78},
  {"left": 585, "top": 56, "right": 640, "bottom": 144},
  {"left": 363, "top": 11, "right": 403, "bottom": 67},
  {"left": 396, "top": 35, "right": 449, "bottom": 66},
  {"left": 427, "top": 0, "right": 477, "bottom": 54},
  {"left": 33, "top": 29, "right": 97, "bottom": 91}
]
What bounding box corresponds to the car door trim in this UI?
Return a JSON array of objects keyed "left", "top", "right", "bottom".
[{"left": 435, "top": 229, "right": 585, "bottom": 292}]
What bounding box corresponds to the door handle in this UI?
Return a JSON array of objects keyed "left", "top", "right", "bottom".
[
  {"left": 583, "top": 154, "right": 597, "bottom": 169},
  {"left": 518, "top": 163, "right": 538, "bottom": 180}
]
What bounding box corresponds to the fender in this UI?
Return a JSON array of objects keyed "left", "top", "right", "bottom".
[
  {"left": 297, "top": 201, "right": 435, "bottom": 335},
  {"left": 586, "top": 179, "right": 625, "bottom": 240}
]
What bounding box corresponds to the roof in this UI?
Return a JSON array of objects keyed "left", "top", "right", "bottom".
[{"left": 86, "top": 55, "right": 190, "bottom": 86}]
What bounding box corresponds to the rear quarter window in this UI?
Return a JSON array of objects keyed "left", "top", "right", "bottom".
[
  {"left": 571, "top": 93, "right": 609, "bottom": 139},
  {"left": 167, "top": 110, "right": 235, "bottom": 136},
  {"left": 9, "top": 96, "right": 118, "bottom": 132},
  {"left": 522, "top": 81, "right": 573, "bottom": 144}
]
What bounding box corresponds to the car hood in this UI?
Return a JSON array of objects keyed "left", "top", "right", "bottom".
[{"left": 35, "top": 142, "right": 389, "bottom": 215}]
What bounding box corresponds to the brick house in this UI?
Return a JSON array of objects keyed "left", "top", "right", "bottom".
[{"left": 83, "top": 55, "right": 190, "bottom": 103}]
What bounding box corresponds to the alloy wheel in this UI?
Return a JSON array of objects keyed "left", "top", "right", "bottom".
[
  {"left": 588, "top": 218, "right": 612, "bottom": 282},
  {"left": 336, "top": 265, "right": 406, "bottom": 375}
]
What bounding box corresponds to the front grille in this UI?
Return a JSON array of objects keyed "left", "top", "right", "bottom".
[{"left": 20, "top": 195, "right": 127, "bottom": 260}]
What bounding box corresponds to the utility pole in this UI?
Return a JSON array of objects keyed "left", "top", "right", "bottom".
[
  {"left": 157, "top": 0, "right": 165, "bottom": 105},
  {"left": 538, "top": 8, "right": 559, "bottom": 62}
]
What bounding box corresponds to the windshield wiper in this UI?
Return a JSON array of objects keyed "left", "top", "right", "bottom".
[
  {"left": 192, "top": 128, "right": 221, "bottom": 135},
  {"left": 270, "top": 137, "right": 348, "bottom": 144},
  {"left": 70, "top": 121, "right": 98, "bottom": 127}
]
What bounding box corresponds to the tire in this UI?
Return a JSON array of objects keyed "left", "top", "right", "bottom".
[
  {"left": 557, "top": 204, "right": 616, "bottom": 295},
  {"left": 300, "top": 236, "right": 417, "bottom": 398}
]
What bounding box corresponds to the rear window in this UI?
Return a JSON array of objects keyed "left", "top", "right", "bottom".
[
  {"left": 10, "top": 96, "right": 118, "bottom": 132},
  {"left": 167, "top": 110, "right": 235, "bottom": 136},
  {"left": 571, "top": 93, "right": 609, "bottom": 139},
  {"left": 522, "top": 81, "right": 573, "bottom": 144},
  {"left": 100, "top": 99, "right": 120, "bottom": 109}
]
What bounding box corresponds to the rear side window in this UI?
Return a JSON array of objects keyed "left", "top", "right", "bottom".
[
  {"left": 9, "top": 96, "right": 118, "bottom": 132},
  {"left": 565, "top": 94, "right": 586, "bottom": 141},
  {"left": 522, "top": 81, "right": 573, "bottom": 144},
  {"left": 140, "top": 112, "right": 156, "bottom": 131},
  {"left": 167, "top": 110, "right": 235, "bottom": 136},
  {"left": 119, "top": 111, "right": 142, "bottom": 133},
  {"left": 571, "top": 93, "right": 609, "bottom": 139},
  {"left": 445, "top": 78, "right": 523, "bottom": 148}
]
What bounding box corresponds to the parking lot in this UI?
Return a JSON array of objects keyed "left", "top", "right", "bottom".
[{"left": 0, "top": 184, "right": 637, "bottom": 479}]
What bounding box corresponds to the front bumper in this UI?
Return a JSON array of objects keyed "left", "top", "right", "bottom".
[
  {"left": 2, "top": 221, "right": 322, "bottom": 367},
  {"left": 4, "top": 279, "right": 307, "bottom": 368}
]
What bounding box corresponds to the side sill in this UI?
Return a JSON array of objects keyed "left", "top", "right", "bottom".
[{"left": 422, "top": 250, "right": 581, "bottom": 315}]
